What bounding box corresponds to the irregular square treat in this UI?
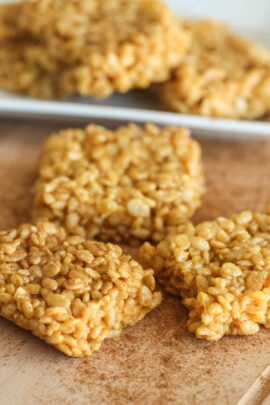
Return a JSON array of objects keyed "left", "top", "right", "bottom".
[
  {"left": 0, "top": 0, "right": 190, "bottom": 99},
  {"left": 158, "top": 20, "right": 270, "bottom": 119},
  {"left": 34, "top": 123, "right": 204, "bottom": 244},
  {"left": 0, "top": 222, "right": 161, "bottom": 357},
  {"left": 140, "top": 209, "right": 270, "bottom": 341}
]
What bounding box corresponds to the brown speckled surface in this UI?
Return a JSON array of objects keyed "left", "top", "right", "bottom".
[{"left": 1, "top": 120, "right": 270, "bottom": 405}]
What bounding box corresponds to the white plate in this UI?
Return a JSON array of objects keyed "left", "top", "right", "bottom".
[{"left": 1, "top": 0, "right": 270, "bottom": 140}]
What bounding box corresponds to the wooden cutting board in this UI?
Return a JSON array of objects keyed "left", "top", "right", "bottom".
[{"left": 1, "top": 119, "right": 270, "bottom": 405}]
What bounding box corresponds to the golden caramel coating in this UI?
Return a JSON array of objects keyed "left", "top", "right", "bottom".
[
  {"left": 0, "top": 3, "right": 22, "bottom": 41},
  {"left": 159, "top": 20, "right": 270, "bottom": 119},
  {"left": 34, "top": 123, "right": 204, "bottom": 245},
  {"left": 0, "top": 221, "right": 161, "bottom": 357},
  {"left": 0, "top": 0, "right": 190, "bottom": 99},
  {"left": 140, "top": 208, "right": 270, "bottom": 341}
]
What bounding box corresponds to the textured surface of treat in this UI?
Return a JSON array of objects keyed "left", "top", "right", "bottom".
[
  {"left": 140, "top": 208, "right": 270, "bottom": 341},
  {"left": 0, "top": 0, "right": 190, "bottom": 98},
  {"left": 0, "top": 221, "right": 161, "bottom": 357},
  {"left": 159, "top": 20, "right": 270, "bottom": 119},
  {"left": 0, "top": 3, "right": 22, "bottom": 41},
  {"left": 34, "top": 123, "right": 204, "bottom": 244}
]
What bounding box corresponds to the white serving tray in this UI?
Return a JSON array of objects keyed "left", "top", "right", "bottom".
[{"left": 1, "top": 0, "right": 270, "bottom": 140}]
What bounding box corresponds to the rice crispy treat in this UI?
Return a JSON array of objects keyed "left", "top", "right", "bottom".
[
  {"left": 0, "top": 221, "right": 161, "bottom": 357},
  {"left": 140, "top": 208, "right": 270, "bottom": 341},
  {"left": 0, "top": 2, "right": 60, "bottom": 98},
  {"left": 158, "top": 20, "right": 270, "bottom": 119},
  {"left": 0, "top": 0, "right": 190, "bottom": 99},
  {"left": 0, "top": 3, "right": 21, "bottom": 41},
  {"left": 34, "top": 123, "right": 204, "bottom": 245}
]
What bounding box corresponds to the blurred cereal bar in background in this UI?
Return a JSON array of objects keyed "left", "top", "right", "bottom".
[
  {"left": 157, "top": 20, "right": 270, "bottom": 119},
  {"left": 0, "top": 0, "right": 190, "bottom": 99}
]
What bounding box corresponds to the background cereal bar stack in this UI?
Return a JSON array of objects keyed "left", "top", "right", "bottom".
[
  {"left": 0, "top": 221, "right": 161, "bottom": 357},
  {"left": 140, "top": 208, "right": 270, "bottom": 342},
  {"left": 34, "top": 123, "right": 204, "bottom": 245},
  {"left": 0, "top": 1, "right": 57, "bottom": 99},
  {"left": 0, "top": 0, "right": 190, "bottom": 99},
  {"left": 158, "top": 20, "right": 270, "bottom": 119}
]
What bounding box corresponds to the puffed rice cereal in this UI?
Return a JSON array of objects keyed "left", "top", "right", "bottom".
[
  {"left": 140, "top": 208, "right": 270, "bottom": 341},
  {"left": 0, "top": 3, "right": 21, "bottom": 41},
  {"left": 34, "top": 123, "right": 204, "bottom": 245},
  {"left": 0, "top": 0, "right": 190, "bottom": 99},
  {"left": 158, "top": 20, "right": 270, "bottom": 119},
  {"left": 0, "top": 221, "right": 162, "bottom": 357}
]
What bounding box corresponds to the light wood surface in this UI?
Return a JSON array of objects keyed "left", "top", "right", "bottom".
[{"left": 1, "top": 119, "right": 270, "bottom": 405}]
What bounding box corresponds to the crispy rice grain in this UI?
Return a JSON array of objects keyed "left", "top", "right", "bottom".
[
  {"left": 158, "top": 20, "right": 270, "bottom": 119},
  {"left": 0, "top": 0, "right": 190, "bottom": 99},
  {"left": 0, "top": 3, "right": 22, "bottom": 41},
  {"left": 140, "top": 208, "right": 270, "bottom": 341},
  {"left": 0, "top": 221, "right": 161, "bottom": 357},
  {"left": 34, "top": 123, "right": 204, "bottom": 245}
]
